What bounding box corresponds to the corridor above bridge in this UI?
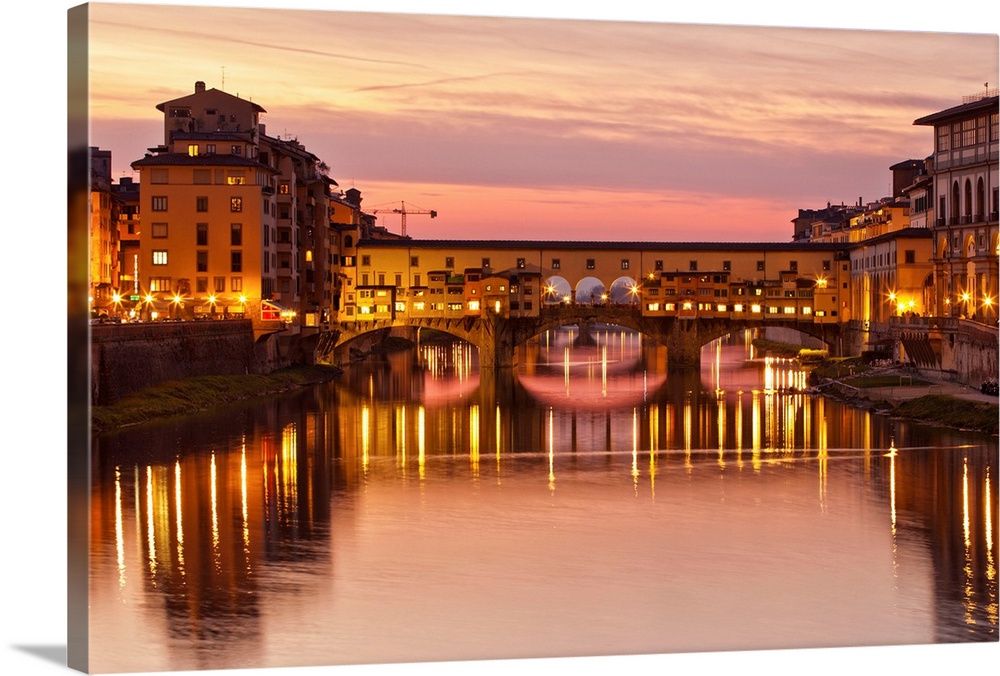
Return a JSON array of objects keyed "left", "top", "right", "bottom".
[{"left": 343, "top": 238, "right": 852, "bottom": 326}]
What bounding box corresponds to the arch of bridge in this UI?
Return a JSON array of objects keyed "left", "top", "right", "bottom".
[{"left": 330, "top": 311, "right": 836, "bottom": 360}]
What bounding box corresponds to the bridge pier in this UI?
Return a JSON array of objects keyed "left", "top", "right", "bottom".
[{"left": 663, "top": 320, "right": 703, "bottom": 366}]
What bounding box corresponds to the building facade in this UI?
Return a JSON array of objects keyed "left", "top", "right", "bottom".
[{"left": 914, "top": 92, "right": 999, "bottom": 322}]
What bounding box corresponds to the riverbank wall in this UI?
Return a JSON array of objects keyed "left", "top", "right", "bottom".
[{"left": 90, "top": 321, "right": 293, "bottom": 405}]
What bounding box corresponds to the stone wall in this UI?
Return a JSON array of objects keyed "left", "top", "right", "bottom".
[{"left": 90, "top": 320, "right": 268, "bottom": 405}]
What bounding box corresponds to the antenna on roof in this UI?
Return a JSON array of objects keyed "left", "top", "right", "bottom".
[{"left": 221, "top": 66, "right": 226, "bottom": 90}]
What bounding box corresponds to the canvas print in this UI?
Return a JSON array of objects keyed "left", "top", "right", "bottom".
[{"left": 68, "top": 2, "right": 999, "bottom": 674}]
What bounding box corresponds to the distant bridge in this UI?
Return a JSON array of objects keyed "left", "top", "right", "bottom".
[{"left": 318, "top": 304, "right": 843, "bottom": 368}]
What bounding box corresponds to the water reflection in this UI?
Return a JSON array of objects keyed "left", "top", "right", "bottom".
[{"left": 89, "top": 328, "right": 998, "bottom": 672}]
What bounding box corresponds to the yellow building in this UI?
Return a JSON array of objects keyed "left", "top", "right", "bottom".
[{"left": 131, "top": 81, "right": 343, "bottom": 329}]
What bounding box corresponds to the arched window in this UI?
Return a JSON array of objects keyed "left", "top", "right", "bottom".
[
  {"left": 964, "top": 179, "right": 973, "bottom": 218},
  {"left": 976, "top": 177, "right": 985, "bottom": 220},
  {"left": 951, "top": 181, "right": 960, "bottom": 221},
  {"left": 344, "top": 234, "right": 353, "bottom": 249}
]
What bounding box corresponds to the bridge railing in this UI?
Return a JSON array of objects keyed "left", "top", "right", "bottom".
[{"left": 888, "top": 315, "right": 959, "bottom": 331}]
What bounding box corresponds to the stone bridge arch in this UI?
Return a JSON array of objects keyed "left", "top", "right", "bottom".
[{"left": 316, "top": 309, "right": 842, "bottom": 369}]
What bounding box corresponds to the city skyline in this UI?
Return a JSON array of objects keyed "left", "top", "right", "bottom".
[{"left": 87, "top": 1, "right": 998, "bottom": 243}]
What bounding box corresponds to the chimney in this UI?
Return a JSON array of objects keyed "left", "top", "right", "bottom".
[
  {"left": 345, "top": 188, "right": 362, "bottom": 207},
  {"left": 195, "top": 81, "right": 206, "bottom": 93}
]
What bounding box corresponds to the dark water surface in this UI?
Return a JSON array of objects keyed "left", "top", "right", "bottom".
[{"left": 89, "top": 329, "right": 998, "bottom": 672}]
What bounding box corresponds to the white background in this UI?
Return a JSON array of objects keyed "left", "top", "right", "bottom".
[{"left": 2, "top": 1, "right": 997, "bottom": 675}]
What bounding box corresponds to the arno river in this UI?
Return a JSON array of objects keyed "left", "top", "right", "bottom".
[{"left": 89, "top": 328, "right": 998, "bottom": 673}]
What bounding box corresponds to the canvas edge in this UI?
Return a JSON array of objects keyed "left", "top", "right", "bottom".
[{"left": 67, "top": 3, "right": 92, "bottom": 673}]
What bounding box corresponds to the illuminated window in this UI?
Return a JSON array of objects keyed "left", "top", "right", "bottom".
[
  {"left": 802, "top": 307, "right": 812, "bottom": 315},
  {"left": 783, "top": 306, "right": 795, "bottom": 314},
  {"left": 750, "top": 304, "right": 762, "bottom": 313},
  {"left": 733, "top": 304, "right": 744, "bottom": 312},
  {"left": 306, "top": 250, "right": 313, "bottom": 262},
  {"left": 152, "top": 250, "right": 168, "bottom": 265},
  {"left": 621, "top": 259, "right": 630, "bottom": 270},
  {"left": 149, "top": 277, "right": 171, "bottom": 292},
  {"left": 227, "top": 173, "right": 246, "bottom": 185},
  {"left": 187, "top": 144, "right": 199, "bottom": 156},
  {"left": 647, "top": 303, "right": 660, "bottom": 312},
  {"left": 413, "top": 302, "right": 426, "bottom": 311},
  {"left": 359, "top": 306, "right": 371, "bottom": 314},
  {"left": 717, "top": 304, "right": 727, "bottom": 312},
  {"left": 231, "top": 197, "right": 243, "bottom": 212}
]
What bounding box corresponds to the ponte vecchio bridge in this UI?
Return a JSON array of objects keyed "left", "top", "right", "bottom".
[{"left": 320, "top": 238, "right": 851, "bottom": 367}]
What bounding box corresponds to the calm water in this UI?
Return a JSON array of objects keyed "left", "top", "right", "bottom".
[{"left": 89, "top": 328, "right": 998, "bottom": 673}]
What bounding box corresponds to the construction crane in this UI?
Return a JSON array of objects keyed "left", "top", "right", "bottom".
[{"left": 371, "top": 201, "right": 437, "bottom": 237}]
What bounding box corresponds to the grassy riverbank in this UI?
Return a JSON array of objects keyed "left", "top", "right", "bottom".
[
  {"left": 893, "top": 396, "right": 999, "bottom": 436},
  {"left": 91, "top": 364, "right": 342, "bottom": 432}
]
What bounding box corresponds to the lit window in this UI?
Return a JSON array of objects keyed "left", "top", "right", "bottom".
[
  {"left": 717, "top": 304, "right": 727, "bottom": 312},
  {"left": 231, "top": 197, "right": 243, "bottom": 212},
  {"left": 468, "top": 300, "right": 480, "bottom": 312},
  {"left": 227, "top": 173, "right": 246, "bottom": 185},
  {"left": 413, "top": 302, "right": 426, "bottom": 311},
  {"left": 149, "top": 277, "right": 171, "bottom": 292},
  {"left": 802, "top": 307, "right": 812, "bottom": 315},
  {"left": 733, "top": 304, "right": 744, "bottom": 312},
  {"left": 647, "top": 303, "right": 660, "bottom": 312},
  {"left": 152, "top": 250, "right": 168, "bottom": 265},
  {"left": 750, "top": 304, "right": 762, "bottom": 313},
  {"left": 187, "top": 144, "right": 199, "bottom": 157},
  {"left": 783, "top": 306, "right": 795, "bottom": 314}
]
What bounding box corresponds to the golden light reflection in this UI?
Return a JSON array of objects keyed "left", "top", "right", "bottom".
[
  {"left": 210, "top": 451, "right": 220, "bottom": 572},
  {"left": 601, "top": 345, "right": 608, "bottom": 398},
  {"left": 398, "top": 405, "right": 407, "bottom": 471},
  {"left": 683, "top": 394, "right": 692, "bottom": 471},
  {"left": 145, "top": 465, "right": 157, "bottom": 581},
  {"left": 886, "top": 440, "right": 899, "bottom": 577},
  {"left": 470, "top": 405, "right": 480, "bottom": 477},
  {"left": 115, "top": 467, "right": 126, "bottom": 590},
  {"left": 174, "top": 459, "right": 185, "bottom": 579},
  {"left": 495, "top": 405, "right": 502, "bottom": 479},
  {"left": 631, "top": 407, "right": 640, "bottom": 494},
  {"left": 418, "top": 405, "right": 426, "bottom": 480},
  {"left": 281, "top": 423, "right": 298, "bottom": 510},
  {"left": 241, "top": 444, "right": 250, "bottom": 563},
  {"left": 986, "top": 467, "right": 998, "bottom": 628},
  {"left": 547, "top": 407, "right": 555, "bottom": 492},
  {"left": 361, "top": 405, "right": 370, "bottom": 474},
  {"left": 751, "top": 392, "right": 762, "bottom": 472},
  {"left": 963, "top": 456, "right": 976, "bottom": 625},
  {"left": 716, "top": 394, "right": 726, "bottom": 469}
]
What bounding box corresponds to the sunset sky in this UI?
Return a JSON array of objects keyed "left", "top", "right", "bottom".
[{"left": 85, "top": 2, "right": 997, "bottom": 242}]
